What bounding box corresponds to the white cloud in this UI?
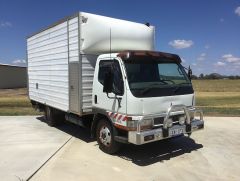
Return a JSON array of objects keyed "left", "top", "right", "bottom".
[
  {"left": 215, "top": 61, "right": 226, "bottom": 66},
  {"left": 213, "top": 54, "right": 240, "bottom": 73},
  {"left": 12, "top": 59, "right": 26, "bottom": 65},
  {"left": 192, "top": 63, "right": 197, "bottom": 66},
  {"left": 169, "top": 40, "right": 194, "bottom": 49},
  {"left": 197, "top": 53, "right": 206, "bottom": 61},
  {"left": 204, "top": 45, "right": 210, "bottom": 49},
  {"left": 235, "top": 6, "right": 240, "bottom": 16},
  {"left": 197, "top": 57, "right": 204, "bottom": 61},
  {"left": 180, "top": 57, "right": 186, "bottom": 63},
  {"left": 222, "top": 54, "right": 240, "bottom": 63},
  {"left": 0, "top": 21, "right": 12, "bottom": 28}
]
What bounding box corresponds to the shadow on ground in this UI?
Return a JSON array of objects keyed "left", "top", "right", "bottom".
[
  {"left": 37, "top": 116, "right": 203, "bottom": 166},
  {"left": 37, "top": 116, "right": 94, "bottom": 143},
  {"left": 117, "top": 136, "right": 203, "bottom": 166}
]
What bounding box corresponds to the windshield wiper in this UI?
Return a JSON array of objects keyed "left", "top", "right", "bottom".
[
  {"left": 174, "top": 86, "right": 181, "bottom": 93},
  {"left": 140, "top": 82, "right": 165, "bottom": 95},
  {"left": 174, "top": 83, "right": 191, "bottom": 93}
]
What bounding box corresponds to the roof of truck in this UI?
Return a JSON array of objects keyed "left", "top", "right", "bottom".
[
  {"left": 27, "top": 12, "right": 79, "bottom": 39},
  {"left": 99, "top": 50, "right": 181, "bottom": 63}
]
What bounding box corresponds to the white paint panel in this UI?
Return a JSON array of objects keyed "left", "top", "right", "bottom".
[
  {"left": 80, "top": 12, "right": 155, "bottom": 53},
  {"left": 28, "top": 46, "right": 68, "bottom": 59},
  {"left": 80, "top": 54, "right": 98, "bottom": 113},
  {"left": 68, "top": 23, "right": 78, "bottom": 31},
  {"left": 69, "top": 17, "right": 78, "bottom": 25},
  {"left": 68, "top": 17, "right": 79, "bottom": 65},
  {"left": 28, "top": 40, "right": 68, "bottom": 54},
  {"left": 28, "top": 20, "right": 70, "bottom": 112},
  {"left": 28, "top": 52, "right": 68, "bottom": 62},
  {"left": 28, "top": 22, "right": 67, "bottom": 44},
  {"left": 69, "top": 37, "right": 78, "bottom": 44},
  {"left": 28, "top": 35, "right": 68, "bottom": 51}
]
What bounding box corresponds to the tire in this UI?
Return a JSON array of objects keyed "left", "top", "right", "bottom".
[
  {"left": 44, "top": 106, "right": 64, "bottom": 126},
  {"left": 96, "top": 119, "right": 121, "bottom": 154}
]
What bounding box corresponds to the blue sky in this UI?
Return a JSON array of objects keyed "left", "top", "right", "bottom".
[{"left": 0, "top": 0, "right": 239, "bottom": 75}]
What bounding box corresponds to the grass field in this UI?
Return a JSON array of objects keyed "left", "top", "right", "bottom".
[
  {"left": 0, "top": 88, "right": 40, "bottom": 116},
  {"left": 0, "top": 79, "right": 240, "bottom": 116},
  {"left": 192, "top": 80, "right": 240, "bottom": 116}
]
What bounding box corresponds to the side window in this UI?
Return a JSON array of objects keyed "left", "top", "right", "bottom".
[
  {"left": 112, "top": 61, "right": 124, "bottom": 96},
  {"left": 98, "top": 60, "right": 124, "bottom": 95},
  {"left": 98, "top": 60, "right": 113, "bottom": 84}
]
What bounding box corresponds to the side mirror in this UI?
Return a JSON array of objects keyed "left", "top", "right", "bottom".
[
  {"left": 103, "top": 71, "right": 113, "bottom": 93},
  {"left": 188, "top": 66, "right": 192, "bottom": 80}
]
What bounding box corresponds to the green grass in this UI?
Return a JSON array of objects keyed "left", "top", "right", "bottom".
[{"left": 0, "top": 80, "right": 240, "bottom": 116}]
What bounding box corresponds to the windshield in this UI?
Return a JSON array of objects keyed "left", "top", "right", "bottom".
[{"left": 124, "top": 60, "right": 193, "bottom": 98}]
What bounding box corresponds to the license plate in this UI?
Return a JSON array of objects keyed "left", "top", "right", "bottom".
[{"left": 169, "top": 127, "right": 184, "bottom": 137}]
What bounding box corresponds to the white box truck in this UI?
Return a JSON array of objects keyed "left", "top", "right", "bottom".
[{"left": 27, "top": 12, "right": 204, "bottom": 154}]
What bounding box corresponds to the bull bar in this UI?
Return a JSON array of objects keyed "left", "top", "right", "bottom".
[{"left": 128, "top": 105, "right": 204, "bottom": 145}]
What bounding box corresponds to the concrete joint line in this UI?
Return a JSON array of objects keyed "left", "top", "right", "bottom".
[{"left": 26, "top": 136, "right": 73, "bottom": 181}]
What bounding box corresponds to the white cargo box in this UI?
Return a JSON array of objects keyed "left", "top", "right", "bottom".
[{"left": 27, "top": 12, "right": 155, "bottom": 115}]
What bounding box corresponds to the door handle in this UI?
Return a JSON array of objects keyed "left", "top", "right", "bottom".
[{"left": 94, "top": 95, "right": 97, "bottom": 104}]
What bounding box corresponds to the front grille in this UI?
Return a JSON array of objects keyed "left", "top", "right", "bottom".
[
  {"left": 153, "top": 114, "right": 185, "bottom": 126},
  {"left": 154, "top": 117, "right": 164, "bottom": 126},
  {"left": 171, "top": 114, "right": 184, "bottom": 122}
]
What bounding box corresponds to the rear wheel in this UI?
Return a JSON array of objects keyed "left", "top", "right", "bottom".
[
  {"left": 96, "top": 119, "right": 121, "bottom": 154},
  {"left": 44, "top": 106, "right": 64, "bottom": 126}
]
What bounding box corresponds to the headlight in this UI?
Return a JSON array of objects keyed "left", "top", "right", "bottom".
[
  {"left": 167, "top": 118, "right": 173, "bottom": 128},
  {"left": 127, "top": 120, "right": 137, "bottom": 128},
  {"left": 179, "top": 116, "right": 186, "bottom": 125},
  {"left": 126, "top": 117, "right": 152, "bottom": 131},
  {"left": 141, "top": 119, "right": 153, "bottom": 127}
]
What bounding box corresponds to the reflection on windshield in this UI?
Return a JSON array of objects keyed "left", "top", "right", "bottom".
[{"left": 124, "top": 61, "right": 193, "bottom": 97}]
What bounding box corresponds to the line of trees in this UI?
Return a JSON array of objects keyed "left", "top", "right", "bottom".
[{"left": 191, "top": 73, "right": 240, "bottom": 80}]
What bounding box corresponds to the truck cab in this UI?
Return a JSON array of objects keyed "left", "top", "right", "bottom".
[{"left": 92, "top": 50, "right": 204, "bottom": 153}]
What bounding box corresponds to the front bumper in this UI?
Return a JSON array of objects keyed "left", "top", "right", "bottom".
[
  {"left": 128, "top": 119, "right": 204, "bottom": 145},
  {"left": 128, "top": 105, "right": 204, "bottom": 145}
]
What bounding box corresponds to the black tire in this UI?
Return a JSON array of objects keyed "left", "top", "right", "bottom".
[
  {"left": 96, "top": 119, "right": 121, "bottom": 154},
  {"left": 44, "top": 106, "right": 64, "bottom": 127}
]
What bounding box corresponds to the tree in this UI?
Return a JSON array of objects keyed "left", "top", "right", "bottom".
[{"left": 199, "top": 73, "right": 204, "bottom": 79}]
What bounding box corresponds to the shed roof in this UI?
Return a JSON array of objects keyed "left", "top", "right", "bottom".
[{"left": 0, "top": 63, "right": 26, "bottom": 68}]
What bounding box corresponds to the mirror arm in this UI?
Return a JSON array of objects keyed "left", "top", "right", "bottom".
[
  {"left": 106, "top": 93, "right": 122, "bottom": 108},
  {"left": 117, "top": 97, "right": 122, "bottom": 108}
]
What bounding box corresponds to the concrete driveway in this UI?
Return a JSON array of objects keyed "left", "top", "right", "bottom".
[
  {"left": 0, "top": 116, "right": 72, "bottom": 181},
  {"left": 0, "top": 116, "right": 240, "bottom": 181}
]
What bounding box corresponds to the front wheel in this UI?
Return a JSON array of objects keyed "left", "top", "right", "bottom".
[{"left": 96, "top": 119, "right": 121, "bottom": 154}]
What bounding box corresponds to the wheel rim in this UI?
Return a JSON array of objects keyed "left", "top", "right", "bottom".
[{"left": 99, "top": 126, "right": 111, "bottom": 147}]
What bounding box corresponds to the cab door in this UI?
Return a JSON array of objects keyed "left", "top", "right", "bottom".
[{"left": 92, "top": 58, "right": 127, "bottom": 124}]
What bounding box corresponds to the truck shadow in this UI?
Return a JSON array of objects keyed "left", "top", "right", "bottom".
[
  {"left": 117, "top": 136, "right": 203, "bottom": 166},
  {"left": 37, "top": 116, "right": 203, "bottom": 166},
  {"left": 37, "top": 116, "right": 94, "bottom": 143}
]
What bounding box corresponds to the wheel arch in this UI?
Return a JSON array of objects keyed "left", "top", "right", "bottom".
[{"left": 91, "top": 113, "right": 113, "bottom": 138}]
